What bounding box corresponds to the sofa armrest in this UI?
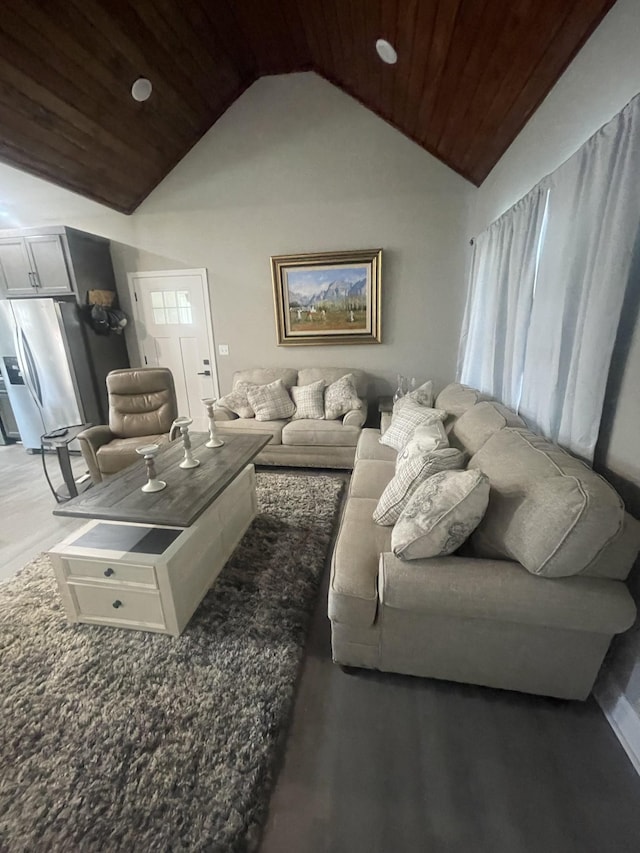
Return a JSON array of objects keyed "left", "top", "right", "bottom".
[
  {"left": 343, "top": 398, "right": 367, "bottom": 428},
  {"left": 77, "top": 425, "right": 115, "bottom": 484},
  {"left": 380, "top": 411, "right": 392, "bottom": 434},
  {"left": 378, "top": 552, "right": 636, "bottom": 634},
  {"left": 213, "top": 406, "right": 238, "bottom": 422}
]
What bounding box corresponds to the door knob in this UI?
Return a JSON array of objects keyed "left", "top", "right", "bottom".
[{"left": 197, "top": 370, "right": 211, "bottom": 376}]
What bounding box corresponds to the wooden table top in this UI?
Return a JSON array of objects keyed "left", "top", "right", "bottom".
[{"left": 53, "top": 433, "right": 270, "bottom": 527}]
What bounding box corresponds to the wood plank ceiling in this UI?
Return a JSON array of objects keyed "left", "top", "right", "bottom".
[{"left": 0, "top": 0, "right": 617, "bottom": 214}]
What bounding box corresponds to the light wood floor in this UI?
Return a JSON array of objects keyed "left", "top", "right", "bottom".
[
  {"left": 2, "top": 446, "right": 640, "bottom": 852},
  {"left": 0, "top": 443, "right": 84, "bottom": 581}
]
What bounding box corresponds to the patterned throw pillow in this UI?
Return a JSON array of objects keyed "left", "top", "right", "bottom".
[
  {"left": 373, "top": 447, "right": 467, "bottom": 526},
  {"left": 216, "top": 381, "right": 256, "bottom": 418},
  {"left": 380, "top": 398, "right": 448, "bottom": 453},
  {"left": 393, "top": 380, "right": 435, "bottom": 413},
  {"left": 291, "top": 380, "right": 325, "bottom": 420},
  {"left": 324, "top": 373, "right": 362, "bottom": 420},
  {"left": 395, "top": 421, "right": 450, "bottom": 472},
  {"left": 246, "top": 379, "right": 296, "bottom": 421},
  {"left": 392, "top": 469, "right": 490, "bottom": 559}
]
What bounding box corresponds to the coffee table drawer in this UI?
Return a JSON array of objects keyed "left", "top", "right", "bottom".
[
  {"left": 65, "top": 558, "right": 157, "bottom": 587},
  {"left": 70, "top": 583, "right": 165, "bottom": 628}
]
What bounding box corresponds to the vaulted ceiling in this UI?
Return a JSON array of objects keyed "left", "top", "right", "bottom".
[{"left": 0, "top": 0, "right": 616, "bottom": 214}]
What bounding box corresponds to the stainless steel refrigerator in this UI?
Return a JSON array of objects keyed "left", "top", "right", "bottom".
[{"left": 0, "top": 297, "right": 126, "bottom": 450}]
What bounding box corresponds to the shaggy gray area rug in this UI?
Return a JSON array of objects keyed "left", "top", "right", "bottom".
[{"left": 0, "top": 472, "right": 343, "bottom": 853}]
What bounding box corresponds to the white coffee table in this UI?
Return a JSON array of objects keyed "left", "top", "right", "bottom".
[{"left": 48, "top": 434, "right": 269, "bottom": 635}]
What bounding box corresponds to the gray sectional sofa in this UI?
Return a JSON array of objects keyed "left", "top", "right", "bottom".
[
  {"left": 212, "top": 368, "right": 368, "bottom": 468},
  {"left": 329, "top": 382, "right": 640, "bottom": 700}
]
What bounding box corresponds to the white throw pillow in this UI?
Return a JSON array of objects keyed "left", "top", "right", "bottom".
[
  {"left": 291, "top": 380, "right": 325, "bottom": 420},
  {"left": 246, "top": 379, "right": 296, "bottom": 421},
  {"left": 392, "top": 469, "right": 490, "bottom": 559},
  {"left": 394, "top": 421, "right": 450, "bottom": 472},
  {"left": 393, "top": 380, "right": 435, "bottom": 412},
  {"left": 216, "top": 381, "right": 256, "bottom": 418},
  {"left": 380, "top": 399, "right": 448, "bottom": 453},
  {"left": 373, "top": 448, "right": 467, "bottom": 526},
  {"left": 324, "top": 373, "right": 362, "bottom": 420}
]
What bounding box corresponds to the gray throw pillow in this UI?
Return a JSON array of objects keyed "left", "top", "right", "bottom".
[
  {"left": 380, "top": 399, "right": 448, "bottom": 453},
  {"left": 392, "top": 469, "right": 490, "bottom": 559},
  {"left": 394, "top": 421, "right": 450, "bottom": 472},
  {"left": 374, "top": 447, "right": 467, "bottom": 526},
  {"left": 393, "top": 380, "right": 435, "bottom": 412},
  {"left": 324, "top": 373, "right": 362, "bottom": 420},
  {"left": 291, "top": 380, "right": 325, "bottom": 420},
  {"left": 246, "top": 379, "right": 296, "bottom": 421},
  {"left": 216, "top": 381, "right": 256, "bottom": 418}
]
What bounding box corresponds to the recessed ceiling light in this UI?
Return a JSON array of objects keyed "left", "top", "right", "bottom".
[
  {"left": 131, "top": 77, "right": 153, "bottom": 102},
  {"left": 376, "top": 39, "right": 397, "bottom": 65}
]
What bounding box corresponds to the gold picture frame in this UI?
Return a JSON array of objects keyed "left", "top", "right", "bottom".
[{"left": 271, "top": 249, "right": 382, "bottom": 346}]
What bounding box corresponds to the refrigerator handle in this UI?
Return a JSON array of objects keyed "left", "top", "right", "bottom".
[
  {"left": 15, "top": 326, "right": 43, "bottom": 410},
  {"left": 21, "top": 331, "right": 43, "bottom": 407}
]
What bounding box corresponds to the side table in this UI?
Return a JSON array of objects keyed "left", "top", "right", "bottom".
[{"left": 41, "top": 424, "right": 91, "bottom": 502}]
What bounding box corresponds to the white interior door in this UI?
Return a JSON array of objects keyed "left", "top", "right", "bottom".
[{"left": 128, "top": 269, "right": 218, "bottom": 431}]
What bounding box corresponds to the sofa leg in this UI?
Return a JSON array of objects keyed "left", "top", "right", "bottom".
[{"left": 340, "top": 664, "right": 359, "bottom": 675}]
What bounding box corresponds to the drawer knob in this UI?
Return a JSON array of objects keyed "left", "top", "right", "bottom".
[
  {"left": 104, "top": 568, "right": 115, "bottom": 577},
  {"left": 112, "top": 600, "right": 123, "bottom": 609}
]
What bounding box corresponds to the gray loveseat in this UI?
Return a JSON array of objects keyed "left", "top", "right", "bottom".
[
  {"left": 212, "top": 368, "right": 368, "bottom": 468},
  {"left": 329, "top": 382, "right": 639, "bottom": 700}
]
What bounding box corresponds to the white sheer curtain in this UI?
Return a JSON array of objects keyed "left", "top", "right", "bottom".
[
  {"left": 457, "top": 187, "right": 548, "bottom": 411},
  {"left": 519, "top": 93, "right": 640, "bottom": 461}
]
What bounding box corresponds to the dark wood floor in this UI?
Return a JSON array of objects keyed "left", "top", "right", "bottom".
[{"left": 260, "top": 480, "right": 640, "bottom": 853}]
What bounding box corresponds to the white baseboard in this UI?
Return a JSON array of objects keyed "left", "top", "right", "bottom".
[{"left": 594, "top": 674, "right": 640, "bottom": 776}]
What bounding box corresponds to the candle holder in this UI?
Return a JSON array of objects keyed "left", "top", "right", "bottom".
[
  {"left": 201, "top": 397, "right": 225, "bottom": 448},
  {"left": 171, "top": 416, "right": 200, "bottom": 469},
  {"left": 135, "top": 444, "right": 167, "bottom": 493}
]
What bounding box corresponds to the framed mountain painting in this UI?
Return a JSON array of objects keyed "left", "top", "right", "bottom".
[{"left": 271, "top": 249, "right": 382, "bottom": 345}]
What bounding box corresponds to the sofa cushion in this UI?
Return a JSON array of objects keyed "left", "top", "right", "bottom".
[
  {"left": 435, "top": 383, "right": 487, "bottom": 416},
  {"left": 216, "top": 380, "right": 256, "bottom": 418},
  {"left": 355, "top": 429, "right": 398, "bottom": 463},
  {"left": 329, "top": 497, "right": 392, "bottom": 628},
  {"left": 291, "top": 380, "right": 325, "bottom": 420},
  {"left": 449, "top": 401, "right": 525, "bottom": 456},
  {"left": 394, "top": 421, "right": 450, "bottom": 471},
  {"left": 233, "top": 367, "right": 298, "bottom": 389},
  {"left": 380, "top": 399, "right": 447, "bottom": 453},
  {"left": 374, "top": 448, "right": 467, "bottom": 526},
  {"left": 349, "top": 459, "right": 396, "bottom": 500},
  {"left": 282, "top": 419, "right": 361, "bottom": 447},
  {"left": 299, "top": 367, "right": 368, "bottom": 398},
  {"left": 213, "top": 418, "right": 286, "bottom": 445},
  {"left": 392, "top": 469, "right": 490, "bottom": 559},
  {"left": 324, "top": 374, "right": 363, "bottom": 420},
  {"left": 96, "top": 433, "right": 170, "bottom": 475},
  {"left": 469, "top": 428, "right": 625, "bottom": 577},
  {"left": 247, "top": 379, "right": 296, "bottom": 421}
]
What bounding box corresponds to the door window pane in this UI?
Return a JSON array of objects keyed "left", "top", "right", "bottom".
[{"left": 149, "top": 290, "right": 193, "bottom": 325}]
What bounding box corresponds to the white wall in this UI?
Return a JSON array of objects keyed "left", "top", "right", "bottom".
[
  {"left": 131, "top": 73, "right": 471, "bottom": 397},
  {"left": 471, "top": 0, "right": 640, "bottom": 729},
  {"left": 0, "top": 73, "right": 471, "bottom": 399}
]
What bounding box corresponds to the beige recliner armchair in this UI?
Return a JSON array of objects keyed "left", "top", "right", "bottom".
[{"left": 78, "top": 367, "right": 178, "bottom": 484}]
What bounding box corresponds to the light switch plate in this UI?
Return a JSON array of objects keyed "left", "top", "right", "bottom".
[{"left": 218, "top": 344, "right": 229, "bottom": 356}]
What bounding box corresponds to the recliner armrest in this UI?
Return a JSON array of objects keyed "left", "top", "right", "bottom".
[{"left": 77, "top": 425, "right": 115, "bottom": 484}]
